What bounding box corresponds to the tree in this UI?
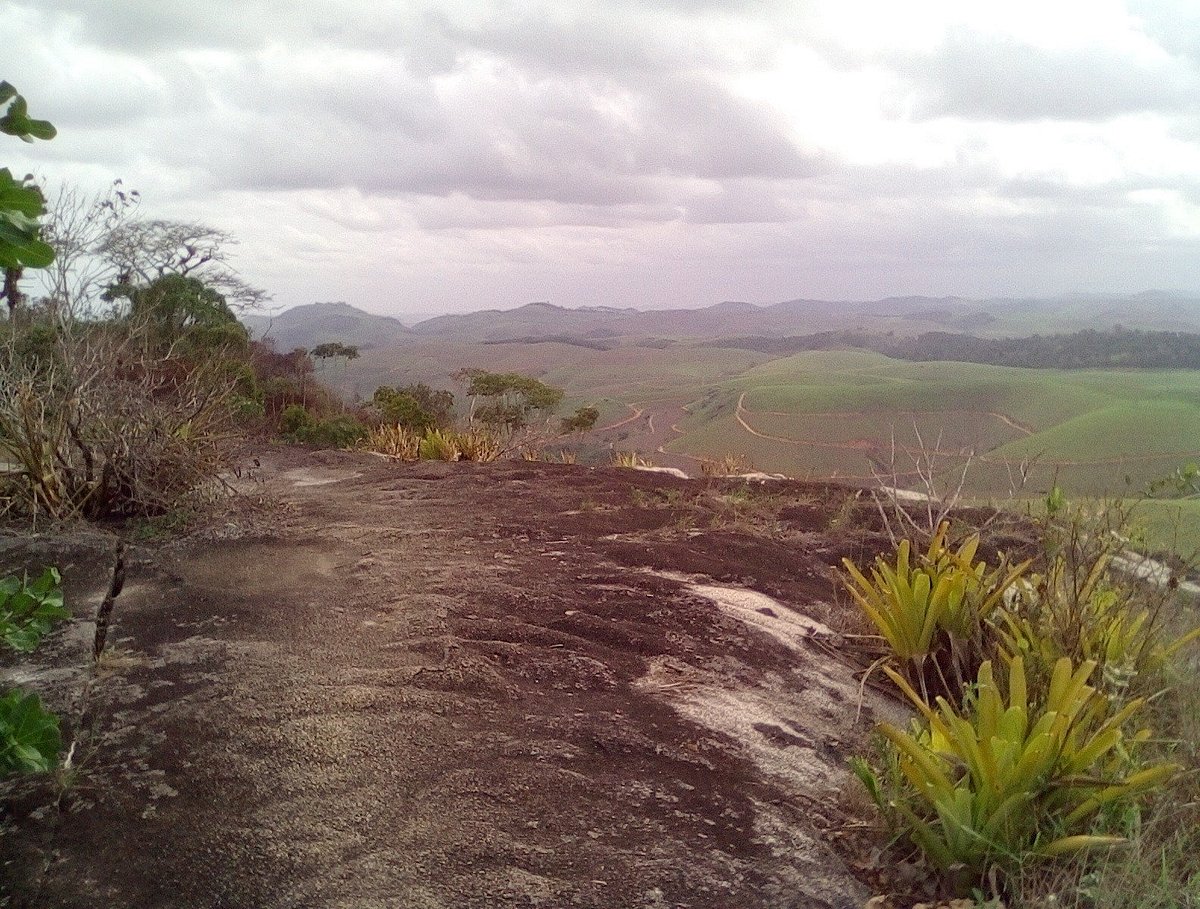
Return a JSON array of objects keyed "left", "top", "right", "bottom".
[
  {"left": 0, "top": 81, "right": 56, "bottom": 322},
  {"left": 561, "top": 405, "right": 599, "bottom": 434},
  {"left": 456, "top": 368, "right": 565, "bottom": 430},
  {"left": 372, "top": 387, "right": 435, "bottom": 431},
  {"left": 35, "top": 179, "right": 140, "bottom": 319},
  {"left": 311, "top": 341, "right": 360, "bottom": 364},
  {"left": 98, "top": 218, "right": 269, "bottom": 310},
  {"left": 372, "top": 382, "right": 454, "bottom": 429},
  {"left": 104, "top": 273, "right": 246, "bottom": 354}
]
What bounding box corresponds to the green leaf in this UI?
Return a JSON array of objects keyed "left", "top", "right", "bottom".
[
  {"left": 0, "top": 168, "right": 48, "bottom": 217},
  {"left": 0, "top": 689, "right": 62, "bottom": 775},
  {"left": 0, "top": 87, "right": 57, "bottom": 142}
]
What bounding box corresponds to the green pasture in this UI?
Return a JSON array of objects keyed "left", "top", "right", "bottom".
[
  {"left": 743, "top": 410, "right": 1024, "bottom": 452},
  {"left": 347, "top": 341, "right": 1200, "bottom": 549}
]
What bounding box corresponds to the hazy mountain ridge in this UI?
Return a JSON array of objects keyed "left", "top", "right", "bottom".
[{"left": 244, "top": 292, "right": 1200, "bottom": 348}]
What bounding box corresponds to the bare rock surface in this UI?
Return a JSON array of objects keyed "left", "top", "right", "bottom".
[{"left": 1, "top": 447, "right": 898, "bottom": 908}]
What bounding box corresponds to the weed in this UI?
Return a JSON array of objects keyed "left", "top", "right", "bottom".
[
  {"left": 454, "top": 429, "right": 504, "bottom": 462},
  {"left": 700, "top": 453, "right": 753, "bottom": 477},
  {"left": 612, "top": 451, "right": 654, "bottom": 468}
]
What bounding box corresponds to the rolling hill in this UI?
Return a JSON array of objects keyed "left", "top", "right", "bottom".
[
  {"left": 247, "top": 292, "right": 1200, "bottom": 348},
  {"left": 243, "top": 301, "right": 415, "bottom": 351}
]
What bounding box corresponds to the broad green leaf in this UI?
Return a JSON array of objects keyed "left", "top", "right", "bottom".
[{"left": 0, "top": 690, "right": 62, "bottom": 775}]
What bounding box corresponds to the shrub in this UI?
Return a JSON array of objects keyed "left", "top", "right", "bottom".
[
  {"left": 418, "top": 428, "right": 459, "bottom": 461},
  {"left": 0, "top": 568, "right": 65, "bottom": 777},
  {"left": 279, "top": 406, "right": 367, "bottom": 448},
  {"left": 0, "top": 321, "right": 244, "bottom": 520},
  {"left": 854, "top": 656, "right": 1176, "bottom": 893},
  {"left": 846, "top": 514, "right": 1198, "bottom": 901},
  {"left": 358, "top": 424, "right": 421, "bottom": 460},
  {"left": 297, "top": 415, "right": 367, "bottom": 449},
  {"left": 279, "top": 404, "right": 313, "bottom": 436}
]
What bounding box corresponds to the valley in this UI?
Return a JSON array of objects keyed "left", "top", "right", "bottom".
[{"left": 242, "top": 296, "right": 1200, "bottom": 556}]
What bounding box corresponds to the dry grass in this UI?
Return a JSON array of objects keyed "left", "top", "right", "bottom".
[
  {"left": 612, "top": 451, "right": 654, "bottom": 468},
  {"left": 454, "top": 429, "right": 504, "bottom": 462},
  {"left": 700, "top": 453, "right": 753, "bottom": 477},
  {"left": 358, "top": 424, "right": 421, "bottom": 460}
]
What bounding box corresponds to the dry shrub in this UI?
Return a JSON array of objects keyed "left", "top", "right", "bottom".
[
  {"left": 612, "top": 451, "right": 653, "bottom": 468},
  {"left": 0, "top": 321, "right": 241, "bottom": 521},
  {"left": 700, "top": 453, "right": 752, "bottom": 477},
  {"left": 358, "top": 424, "right": 420, "bottom": 460},
  {"left": 454, "top": 428, "right": 504, "bottom": 462}
]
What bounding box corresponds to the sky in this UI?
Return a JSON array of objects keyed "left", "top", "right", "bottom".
[{"left": 3, "top": 0, "right": 1200, "bottom": 318}]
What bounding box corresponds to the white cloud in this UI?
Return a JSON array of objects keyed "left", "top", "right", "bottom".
[{"left": 2, "top": 0, "right": 1198, "bottom": 315}]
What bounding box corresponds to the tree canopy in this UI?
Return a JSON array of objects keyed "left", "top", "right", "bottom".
[{"left": 457, "top": 369, "right": 564, "bottom": 430}]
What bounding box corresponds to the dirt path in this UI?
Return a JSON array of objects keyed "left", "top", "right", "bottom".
[
  {"left": 595, "top": 403, "right": 644, "bottom": 433},
  {"left": 1, "top": 448, "right": 897, "bottom": 909}
]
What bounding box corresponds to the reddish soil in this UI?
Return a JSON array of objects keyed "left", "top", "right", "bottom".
[{"left": 0, "top": 447, "right": 904, "bottom": 909}]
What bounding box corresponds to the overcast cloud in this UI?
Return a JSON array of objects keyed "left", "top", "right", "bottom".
[{"left": 3, "top": 0, "right": 1199, "bottom": 316}]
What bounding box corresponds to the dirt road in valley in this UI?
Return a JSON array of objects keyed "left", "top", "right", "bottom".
[{"left": 1, "top": 448, "right": 900, "bottom": 909}]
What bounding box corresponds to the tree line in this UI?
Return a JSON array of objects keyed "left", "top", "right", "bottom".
[{"left": 709, "top": 327, "right": 1200, "bottom": 369}]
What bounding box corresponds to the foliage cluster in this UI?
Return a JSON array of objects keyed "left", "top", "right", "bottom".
[
  {"left": 1, "top": 82, "right": 55, "bottom": 319},
  {"left": 1, "top": 82, "right": 263, "bottom": 521},
  {"left": 458, "top": 368, "right": 564, "bottom": 430},
  {"left": 0, "top": 568, "right": 65, "bottom": 776},
  {"left": 845, "top": 512, "right": 1199, "bottom": 901},
  {"left": 278, "top": 404, "right": 368, "bottom": 449}
]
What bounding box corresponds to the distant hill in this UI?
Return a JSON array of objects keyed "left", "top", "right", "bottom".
[
  {"left": 247, "top": 292, "right": 1200, "bottom": 349},
  {"left": 242, "top": 302, "right": 414, "bottom": 351},
  {"left": 404, "top": 293, "right": 1200, "bottom": 341}
]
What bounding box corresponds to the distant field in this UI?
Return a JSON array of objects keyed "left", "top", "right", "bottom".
[
  {"left": 337, "top": 340, "right": 1200, "bottom": 551},
  {"left": 663, "top": 351, "right": 1200, "bottom": 496}
]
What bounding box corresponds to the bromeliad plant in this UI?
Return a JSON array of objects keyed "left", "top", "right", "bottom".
[
  {"left": 841, "top": 522, "right": 1029, "bottom": 701},
  {"left": 853, "top": 656, "right": 1177, "bottom": 892},
  {"left": 995, "top": 548, "right": 1200, "bottom": 698},
  {"left": 845, "top": 516, "right": 1195, "bottom": 899}
]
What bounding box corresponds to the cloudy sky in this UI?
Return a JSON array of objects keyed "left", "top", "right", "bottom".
[{"left": 4, "top": 0, "right": 1200, "bottom": 317}]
